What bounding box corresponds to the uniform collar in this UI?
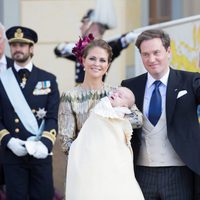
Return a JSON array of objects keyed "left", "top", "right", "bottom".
[{"left": 14, "top": 61, "right": 33, "bottom": 72}]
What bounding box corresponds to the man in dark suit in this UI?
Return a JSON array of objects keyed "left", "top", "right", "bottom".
[
  {"left": 121, "top": 29, "right": 200, "bottom": 200},
  {"left": 0, "top": 22, "right": 13, "bottom": 193},
  {"left": 0, "top": 26, "right": 60, "bottom": 200}
]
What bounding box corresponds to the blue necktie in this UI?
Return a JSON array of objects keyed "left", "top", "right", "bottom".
[{"left": 148, "top": 80, "right": 162, "bottom": 126}]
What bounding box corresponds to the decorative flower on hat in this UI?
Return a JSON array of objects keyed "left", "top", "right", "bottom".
[{"left": 72, "top": 33, "right": 94, "bottom": 64}]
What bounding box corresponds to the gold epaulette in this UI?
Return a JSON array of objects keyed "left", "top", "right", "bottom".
[{"left": 42, "top": 129, "right": 56, "bottom": 145}]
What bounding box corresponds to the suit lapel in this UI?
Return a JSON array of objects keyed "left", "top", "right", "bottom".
[
  {"left": 131, "top": 70, "right": 180, "bottom": 122},
  {"left": 166, "top": 68, "right": 180, "bottom": 124},
  {"left": 12, "top": 66, "right": 21, "bottom": 84},
  {"left": 6, "top": 57, "right": 14, "bottom": 69},
  {"left": 11, "top": 66, "right": 37, "bottom": 99},
  {"left": 136, "top": 74, "right": 147, "bottom": 112},
  {"left": 23, "top": 66, "right": 38, "bottom": 97}
]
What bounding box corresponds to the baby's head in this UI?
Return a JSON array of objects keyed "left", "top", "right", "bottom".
[{"left": 108, "top": 87, "right": 135, "bottom": 109}]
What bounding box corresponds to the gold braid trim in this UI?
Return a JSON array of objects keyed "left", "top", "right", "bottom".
[
  {"left": 42, "top": 129, "right": 56, "bottom": 145},
  {"left": 0, "top": 129, "right": 9, "bottom": 141},
  {"left": 8, "top": 38, "right": 34, "bottom": 44}
]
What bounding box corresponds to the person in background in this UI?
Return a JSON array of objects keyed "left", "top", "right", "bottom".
[
  {"left": 54, "top": 0, "right": 135, "bottom": 84},
  {"left": 65, "top": 86, "right": 144, "bottom": 200},
  {"left": 0, "top": 22, "right": 13, "bottom": 198},
  {"left": 121, "top": 29, "right": 200, "bottom": 200},
  {"left": 0, "top": 26, "right": 60, "bottom": 200}
]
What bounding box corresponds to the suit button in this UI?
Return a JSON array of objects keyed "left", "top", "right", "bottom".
[
  {"left": 15, "top": 128, "right": 20, "bottom": 133},
  {"left": 15, "top": 118, "right": 19, "bottom": 123}
]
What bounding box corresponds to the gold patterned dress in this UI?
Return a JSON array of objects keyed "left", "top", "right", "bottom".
[
  {"left": 58, "top": 84, "right": 143, "bottom": 154},
  {"left": 58, "top": 84, "right": 116, "bottom": 155}
]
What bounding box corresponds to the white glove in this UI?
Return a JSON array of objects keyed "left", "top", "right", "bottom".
[
  {"left": 25, "top": 140, "right": 38, "bottom": 156},
  {"left": 29, "top": 141, "right": 48, "bottom": 159},
  {"left": 57, "top": 42, "right": 75, "bottom": 55},
  {"left": 7, "top": 138, "right": 28, "bottom": 157},
  {"left": 124, "top": 32, "right": 136, "bottom": 44}
]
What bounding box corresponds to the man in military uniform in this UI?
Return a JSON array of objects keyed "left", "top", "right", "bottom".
[{"left": 0, "top": 26, "right": 60, "bottom": 200}]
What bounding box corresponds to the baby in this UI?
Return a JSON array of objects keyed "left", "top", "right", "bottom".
[
  {"left": 109, "top": 86, "right": 135, "bottom": 108},
  {"left": 94, "top": 86, "right": 136, "bottom": 119}
]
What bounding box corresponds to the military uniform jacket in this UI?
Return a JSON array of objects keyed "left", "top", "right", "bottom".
[
  {"left": 0, "top": 66, "right": 60, "bottom": 164},
  {"left": 122, "top": 68, "right": 200, "bottom": 175}
]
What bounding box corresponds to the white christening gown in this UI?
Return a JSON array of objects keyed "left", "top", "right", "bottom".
[{"left": 65, "top": 97, "right": 144, "bottom": 200}]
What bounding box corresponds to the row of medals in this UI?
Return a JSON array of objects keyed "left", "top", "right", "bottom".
[{"left": 21, "top": 76, "right": 51, "bottom": 95}]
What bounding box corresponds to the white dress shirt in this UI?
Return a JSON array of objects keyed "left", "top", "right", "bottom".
[{"left": 14, "top": 61, "right": 33, "bottom": 72}]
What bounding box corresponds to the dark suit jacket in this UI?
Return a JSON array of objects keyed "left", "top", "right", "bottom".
[
  {"left": 0, "top": 56, "right": 13, "bottom": 184},
  {"left": 121, "top": 68, "right": 200, "bottom": 175},
  {"left": 0, "top": 66, "right": 60, "bottom": 164},
  {"left": 6, "top": 56, "right": 14, "bottom": 68}
]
